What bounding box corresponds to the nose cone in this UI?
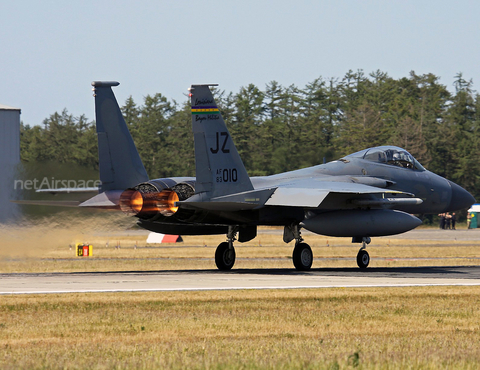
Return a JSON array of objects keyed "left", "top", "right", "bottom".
[{"left": 447, "top": 180, "right": 475, "bottom": 211}]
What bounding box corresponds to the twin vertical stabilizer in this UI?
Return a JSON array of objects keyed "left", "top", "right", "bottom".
[
  {"left": 92, "top": 81, "right": 148, "bottom": 192},
  {"left": 190, "top": 85, "right": 253, "bottom": 198},
  {"left": 92, "top": 82, "right": 251, "bottom": 200}
]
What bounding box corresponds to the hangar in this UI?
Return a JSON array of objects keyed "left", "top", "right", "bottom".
[{"left": 0, "top": 103, "right": 20, "bottom": 223}]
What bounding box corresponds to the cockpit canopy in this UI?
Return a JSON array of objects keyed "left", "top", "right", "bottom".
[{"left": 345, "top": 146, "right": 425, "bottom": 171}]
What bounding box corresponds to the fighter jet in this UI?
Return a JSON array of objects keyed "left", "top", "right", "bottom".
[{"left": 81, "top": 81, "right": 475, "bottom": 271}]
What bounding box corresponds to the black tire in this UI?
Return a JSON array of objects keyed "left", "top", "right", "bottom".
[
  {"left": 357, "top": 249, "right": 370, "bottom": 269},
  {"left": 292, "top": 243, "right": 313, "bottom": 271},
  {"left": 215, "top": 242, "right": 236, "bottom": 270}
]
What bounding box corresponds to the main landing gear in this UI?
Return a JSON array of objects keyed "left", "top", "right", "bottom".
[
  {"left": 215, "top": 226, "right": 238, "bottom": 271},
  {"left": 293, "top": 242, "right": 313, "bottom": 271},
  {"left": 355, "top": 237, "right": 371, "bottom": 269},
  {"left": 286, "top": 223, "right": 313, "bottom": 271}
]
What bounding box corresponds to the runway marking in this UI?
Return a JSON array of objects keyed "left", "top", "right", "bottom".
[{"left": 3, "top": 267, "right": 480, "bottom": 295}]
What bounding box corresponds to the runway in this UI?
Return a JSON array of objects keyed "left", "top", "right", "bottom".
[{"left": 2, "top": 266, "right": 480, "bottom": 294}]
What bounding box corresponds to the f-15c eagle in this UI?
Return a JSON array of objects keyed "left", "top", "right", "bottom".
[{"left": 81, "top": 81, "right": 475, "bottom": 271}]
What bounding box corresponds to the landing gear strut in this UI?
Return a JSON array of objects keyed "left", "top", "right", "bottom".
[
  {"left": 356, "top": 237, "right": 371, "bottom": 269},
  {"left": 215, "top": 226, "right": 238, "bottom": 270},
  {"left": 286, "top": 223, "right": 313, "bottom": 271}
]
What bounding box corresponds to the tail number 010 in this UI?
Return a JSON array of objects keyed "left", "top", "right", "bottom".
[{"left": 216, "top": 168, "right": 238, "bottom": 183}]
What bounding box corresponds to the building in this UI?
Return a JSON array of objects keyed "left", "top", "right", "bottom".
[{"left": 0, "top": 103, "right": 21, "bottom": 223}]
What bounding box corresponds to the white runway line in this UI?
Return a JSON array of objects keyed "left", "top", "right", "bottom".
[{"left": 2, "top": 270, "right": 480, "bottom": 295}]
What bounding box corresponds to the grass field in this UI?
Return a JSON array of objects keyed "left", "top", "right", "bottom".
[
  {"left": 2, "top": 287, "right": 480, "bottom": 369},
  {"left": 3, "top": 242, "right": 480, "bottom": 273}
]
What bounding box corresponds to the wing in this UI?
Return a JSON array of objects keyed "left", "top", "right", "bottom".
[{"left": 178, "top": 179, "right": 422, "bottom": 212}]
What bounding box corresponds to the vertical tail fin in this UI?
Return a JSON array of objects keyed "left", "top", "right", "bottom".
[
  {"left": 92, "top": 81, "right": 148, "bottom": 192},
  {"left": 190, "top": 84, "right": 253, "bottom": 198}
]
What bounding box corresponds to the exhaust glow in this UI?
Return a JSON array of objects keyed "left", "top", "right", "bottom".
[
  {"left": 131, "top": 191, "right": 143, "bottom": 213},
  {"left": 119, "top": 189, "right": 179, "bottom": 217},
  {"left": 167, "top": 191, "right": 179, "bottom": 214}
]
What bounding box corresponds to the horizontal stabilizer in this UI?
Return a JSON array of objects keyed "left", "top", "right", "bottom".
[
  {"left": 178, "top": 188, "right": 276, "bottom": 211},
  {"left": 12, "top": 200, "right": 81, "bottom": 207},
  {"left": 79, "top": 190, "right": 122, "bottom": 208},
  {"left": 209, "top": 188, "right": 276, "bottom": 205}
]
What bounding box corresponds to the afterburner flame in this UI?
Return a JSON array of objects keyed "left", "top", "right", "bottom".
[
  {"left": 155, "top": 190, "right": 179, "bottom": 216},
  {"left": 119, "top": 189, "right": 139, "bottom": 214},
  {"left": 131, "top": 191, "right": 143, "bottom": 213},
  {"left": 119, "top": 188, "right": 179, "bottom": 217},
  {"left": 167, "top": 191, "right": 179, "bottom": 214}
]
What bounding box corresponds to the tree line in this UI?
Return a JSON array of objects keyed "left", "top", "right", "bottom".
[{"left": 20, "top": 70, "right": 480, "bottom": 202}]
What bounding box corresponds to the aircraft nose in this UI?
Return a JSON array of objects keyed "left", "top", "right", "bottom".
[{"left": 447, "top": 180, "right": 475, "bottom": 211}]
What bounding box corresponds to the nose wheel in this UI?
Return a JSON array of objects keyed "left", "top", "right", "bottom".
[{"left": 357, "top": 249, "right": 370, "bottom": 269}]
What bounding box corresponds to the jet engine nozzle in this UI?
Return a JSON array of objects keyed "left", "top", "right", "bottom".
[
  {"left": 156, "top": 190, "right": 179, "bottom": 216},
  {"left": 119, "top": 189, "right": 180, "bottom": 217}
]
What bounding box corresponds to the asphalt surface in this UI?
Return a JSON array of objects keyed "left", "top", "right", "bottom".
[{"left": 2, "top": 266, "right": 480, "bottom": 294}]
